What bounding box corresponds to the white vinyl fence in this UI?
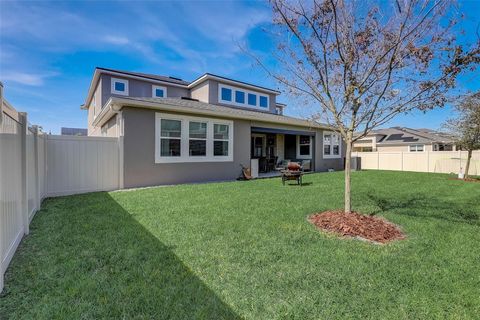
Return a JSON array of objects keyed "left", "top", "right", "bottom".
[
  {"left": 353, "top": 151, "right": 480, "bottom": 175},
  {"left": 1, "top": 100, "right": 121, "bottom": 292}
]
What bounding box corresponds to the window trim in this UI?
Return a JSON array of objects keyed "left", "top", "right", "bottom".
[
  {"left": 152, "top": 85, "right": 167, "bottom": 98},
  {"left": 323, "top": 131, "right": 342, "bottom": 159},
  {"left": 111, "top": 78, "right": 129, "bottom": 96},
  {"left": 155, "top": 113, "right": 234, "bottom": 163},
  {"left": 296, "top": 135, "right": 312, "bottom": 159},
  {"left": 218, "top": 83, "right": 269, "bottom": 110},
  {"left": 409, "top": 144, "right": 425, "bottom": 152}
]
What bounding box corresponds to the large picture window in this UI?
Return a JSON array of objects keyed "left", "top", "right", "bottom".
[
  {"left": 155, "top": 113, "right": 233, "bottom": 163},
  {"left": 323, "top": 131, "right": 341, "bottom": 158}
]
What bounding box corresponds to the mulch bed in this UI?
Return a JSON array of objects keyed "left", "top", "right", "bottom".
[{"left": 308, "top": 211, "right": 405, "bottom": 244}]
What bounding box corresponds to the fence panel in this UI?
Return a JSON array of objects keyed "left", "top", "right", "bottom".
[
  {"left": 354, "top": 150, "right": 480, "bottom": 175},
  {"left": 0, "top": 113, "right": 23, "bottom": 292},
  {"left": 45, "top": 135, "right": 120, "bottom": 197}
]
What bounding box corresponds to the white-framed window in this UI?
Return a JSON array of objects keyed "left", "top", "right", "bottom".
[
  {"left": 111, "top": 78, "right": 129, "bottom": 95},
  {"left": 218, "top": 83, "right": 269, "bottom": 110},
  {"left": 409, "top": 144, "right": 424, "bottom": 152},
  {"left": 296, "top": 135, "right": 312, "bottom": 159},
  {"left": 189, "top": 121, "right": 207, "bottom": 156},
  {"left": 152, "top": 85, "right": 167, "bottom": 98},
  {"left": 155, "top": 113, "right": 233, "bottom": 163},
  {"left": 323, "top": 131, "right": 341, "bottom": 158}
]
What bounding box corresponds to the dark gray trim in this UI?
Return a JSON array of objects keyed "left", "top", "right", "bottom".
[{"left": 251, "top": 126, "right": 315, "bottom": 136}]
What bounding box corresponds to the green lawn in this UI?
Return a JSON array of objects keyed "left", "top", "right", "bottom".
[{"left": 1, "top": 171, "right": 479, "bottom": 319}]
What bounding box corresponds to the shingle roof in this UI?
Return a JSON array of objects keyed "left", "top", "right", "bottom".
[
  {"left": 365, "top": 127, "right": 456, "bottom": 144},
  {"left": 103, "top": 96, "right": 331, "bottom": 130},
  {"left": 97, "top": 67, "right": 190, "bottom": 86}
]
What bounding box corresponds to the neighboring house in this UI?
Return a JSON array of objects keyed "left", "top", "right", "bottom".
[
  {"left": 353, "top": 127, "right": 457, "bottom": 152},
  {"left": 82, "top": 67, "right": 345, "bottom": 188},
  {"left": 61, "top": 127, "right": 88, "bottom": 136}
]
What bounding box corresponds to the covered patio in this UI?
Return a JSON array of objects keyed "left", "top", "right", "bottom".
[{"left": 250, "top": 126, "right": 315, "bottom": 177}]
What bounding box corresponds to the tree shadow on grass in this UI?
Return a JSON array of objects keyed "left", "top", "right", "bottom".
[
  {"left": 0, "top": 192, "right": 241, "bottom": 319},
  {"left": 366, "top": 193, "right": 479, "bottom": 225}
]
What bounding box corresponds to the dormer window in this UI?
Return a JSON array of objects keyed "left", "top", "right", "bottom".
[
  {"left": 111, "top": 78, "right": 129, "bottom": 96},
  {"left": 259, "top": 96, "right": 268, "bottom": 108},
  {"left": 221, "top": 87, "right": 232, "bottom": 101},
  {"left": 235, "top": 91, "right": 245, "bottom": 104},
  {"left": 248, "top": 93, "right": 256, "bottom": 106},
  {"left": 218, "top": 83, "right": 270, "bottom": 110},
  {"left": 152, "top": 85, "right": 167, "bottom": 98}
]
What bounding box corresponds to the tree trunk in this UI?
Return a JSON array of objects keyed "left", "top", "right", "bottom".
[
  {"left": 464, "top": 149, "right": 473, "bottom": 180},
  {"left": 344, "top": 135, "right": 353, "bottom": 213}
]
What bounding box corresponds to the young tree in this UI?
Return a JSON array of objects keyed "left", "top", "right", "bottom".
[
  {"left": 256, "top": 0, "right": 479, "bottom": 213},
  {"left": 444, "top": 92, "right": 480, "bottom": 179}
]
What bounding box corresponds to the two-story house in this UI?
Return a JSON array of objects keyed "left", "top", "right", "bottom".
[
  {"left": 353, "top": 127, "right": 457, "bottom": 153},
  {"left": 82, "top": 67, "right": 344, "bottom": 188}
]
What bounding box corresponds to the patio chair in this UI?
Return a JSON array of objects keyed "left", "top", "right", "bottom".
[
  {"left": 301, "top": 160, "right": 311, "bottom": 172},
  {"left": 275, "top": 159, "right": 289, "bottom": 171}
]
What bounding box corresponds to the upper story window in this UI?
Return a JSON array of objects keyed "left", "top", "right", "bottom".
[
  {"left": 152, "top": 85, "right": 167, "bottom": 98},
  {"left": 218, "top": 83, "right": 270, "bottom": 110},
  {"left": 111, "top": 78, "right": 129, "bottom": 96},
  {"left": 259, "top": 96, "right": 268, "bottom": 108},
  {"left": 409, "top": 144, "right": 424, "bottom": 152},
  {"left": 221, "top": 87, "right": 232, "bottom": 101},
  {"left": 235, "top": 91, "right": 245, "bottom": 104},
  {"left": 155, "top": 113, "right": 233, "bottom": 163},
  {"left": 323, "top": 131, "right": 341, "bottom": 159},
  {"left": 248, "top": 93, "right": 257, "bottom": 106}
]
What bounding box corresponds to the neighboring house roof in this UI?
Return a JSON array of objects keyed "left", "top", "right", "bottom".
[
  {"left": 61, "top": 127, "right": 88, "bottom": 136},
  {"left": 356, "top": 127, "right": 456, "bottom": 145},
  {"left": 94, "top": 96, "right": 332, "bottom": 130}
]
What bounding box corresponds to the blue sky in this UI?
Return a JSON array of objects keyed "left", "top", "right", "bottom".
[{"left": 1, "top": 0, "right": 479, "bottom": 134}]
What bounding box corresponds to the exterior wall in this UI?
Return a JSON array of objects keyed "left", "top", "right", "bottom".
[
  {"left": 101, "top": 115, "right": 119, "bottom": 137},
  {"left": 101, "top": 74, "right": 190, "bottom": 106},
  {"left": 88, "top": 80, "right": 103, "bottom": 136},
  {"left": 314, "top": 131, "right": 345, "bottom": 171},
  {"left": 122, "top": 107, "right": 251, "bottom": 188},
  {"left": 190, "top": 80, "right": 210, "bottom": 102},
  {"left": 202, "top": 80, "right": 278, "bottom": 114}
]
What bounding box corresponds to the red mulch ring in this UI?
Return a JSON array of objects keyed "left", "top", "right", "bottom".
[{"left": 308, "top": 211, "right": 405, "bottom": 244}]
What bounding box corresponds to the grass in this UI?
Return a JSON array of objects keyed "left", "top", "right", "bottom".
[{"left": 1, "top": 170, "right": 479, "bottom": 319}]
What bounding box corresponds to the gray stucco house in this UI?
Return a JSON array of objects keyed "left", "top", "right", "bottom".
[{"left": 82, "top": 67, "right": 345, "bottom": 188}]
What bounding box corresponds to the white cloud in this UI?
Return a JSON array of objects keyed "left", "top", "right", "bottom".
[
  {"left": 103, "top": 35, "right": 130, "bottom": 45},
  {"left": 1, "top": 72, "right": 58, "bottom": 86}
]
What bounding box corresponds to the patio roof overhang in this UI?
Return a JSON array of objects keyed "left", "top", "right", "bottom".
[{"left": 251, "top": 126, "right": 316, "bottom": 136}]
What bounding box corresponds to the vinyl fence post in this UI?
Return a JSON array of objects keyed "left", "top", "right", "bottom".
[
  {"left": 32, "top": 125, "right": 41, "bottom": 211},
  {"left": 19, "top": 112, "right": 29, "bottom": 235}
]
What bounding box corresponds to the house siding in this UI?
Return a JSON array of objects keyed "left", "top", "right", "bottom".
[
  {"left": 100, "top": 74, "right": 190, "bottom": 107},
  {"left": 122, "top": 107, "right": 251, "bottom": 188},
  {"left": 88, "top": 80, "right": 103, "bottom": 136}
]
